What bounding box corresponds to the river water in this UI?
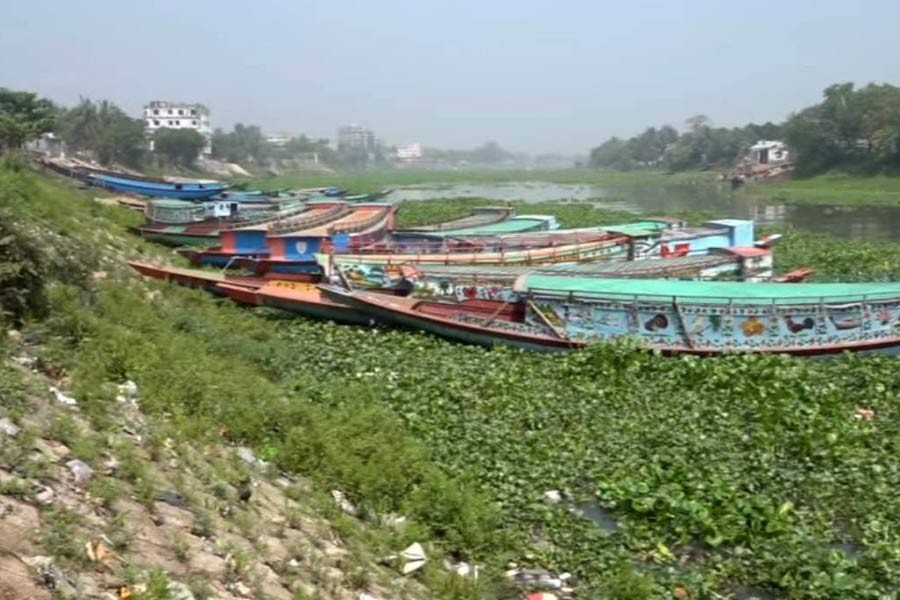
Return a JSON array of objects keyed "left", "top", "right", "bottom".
[{"left": 391, "top": 182, "right": 900, "bottom": 242}]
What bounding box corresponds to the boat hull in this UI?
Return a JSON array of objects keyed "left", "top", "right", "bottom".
[
  {"left": 322, "top": 287, "right": 575, "bottom": 351},
  {"left": 258, "top": 283, "right": 372, "bottom": 325},
  {"left": 92, "top": 175, "right": 225, "bottom": 199},
  {"left": 322, "top": 282, "right": 900, "bottom": 356}
]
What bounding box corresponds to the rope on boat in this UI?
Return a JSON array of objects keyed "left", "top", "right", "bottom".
[
  {"left": 481, "top": 299, "right": 513, "bottom": 327},
  {"left": 672, "top": 296, "right": 696, "bottom": 349},
  {"left": 527, "top": 300, "right": 569, "bottom": 341}
]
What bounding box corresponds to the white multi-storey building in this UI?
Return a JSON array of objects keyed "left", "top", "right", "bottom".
[
  {"left": 143, "top": 101, "right": 212, "bottom": 154},
  {"left": 396, "top": 143, "right": 423, "bottom": 161}
]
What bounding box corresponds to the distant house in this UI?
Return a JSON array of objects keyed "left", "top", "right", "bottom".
[
  {"left": 734, "top": 140, "right": 793, "bottom": 181},
  {"left": 396, "top": 143, "right": 423, "bottom": 162},
  {"left": 266, "top": 132, "right": 292, "bottom": 147},
  {"left": 26, "top": 132, "right": 66, "bottom": 157},
  {"left": 748, "top": 140, "right": 789, "bottom": 165},
  {"left": 144, "top": 101, "right": 212, "bottom": 155}
]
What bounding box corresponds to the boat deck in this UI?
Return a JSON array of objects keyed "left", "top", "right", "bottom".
[
  {"left": 415, "top": 253, "right": 735, "bottom": 281},
  {"left": 270, "top": 204, "right": 390, "bottom": 237}
]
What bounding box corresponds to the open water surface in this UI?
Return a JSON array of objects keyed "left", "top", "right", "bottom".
[{"left": 391, "top": 182, "right": 900, "bottom": 242}]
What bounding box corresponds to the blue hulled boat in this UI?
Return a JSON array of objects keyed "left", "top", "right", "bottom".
[{"left": 90, "top": 173, "right": 227, "bottom": 199}]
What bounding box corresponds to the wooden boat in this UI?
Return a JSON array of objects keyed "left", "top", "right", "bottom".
[
  {"left": 40, "top": 156, "right": 161, "bottom": 184},
  {"left": 225, "top": 281, "right": 374, "bottom": 325},
  {"left": 90, "top": 173, "right": 227, "bottom": 199},
  {"left": 137, "top": 199, "right": 309, "bottom": 246},
  {"left": 324, "top": 277, "right": 900, "bottom": 355},
  {"left": 393, "top": 207, "right": 516, "bottom": 236},
  {"left": 408, "top": 214, "right": 559, "bottom": 238},
  {"left": 324, "top": 219, "right": 758, "bottom": 270},
  {"left": 334, "top": 246, "right": 788, "bottom": 300},
  {"left": 241, "top": 203, "right": 397, "bottom": 275},
  {"left": 178, "top": 200, "right": 352, "bottom": 266},
  {"left": 127, "top": 261, "right": 318, "bottom": 294}
]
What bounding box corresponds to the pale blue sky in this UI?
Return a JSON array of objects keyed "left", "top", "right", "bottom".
[{"left": 2, "top": 0, "right": 899, "bottom": 153}]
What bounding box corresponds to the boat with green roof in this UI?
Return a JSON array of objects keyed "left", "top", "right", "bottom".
[{"left": 324, "top": 276, "right": 900, "bottom": 355}]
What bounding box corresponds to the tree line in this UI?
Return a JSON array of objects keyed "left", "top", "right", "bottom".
[
  {"left": 589, "top": 82, "right": 900, "bottom": 176},
  {"left": 0, "top": 88, "right": 338, "bottom": 170}
]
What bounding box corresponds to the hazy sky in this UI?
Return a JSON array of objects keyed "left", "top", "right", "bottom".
[{"left": 2, "top": 0, "right": 899, "bottom": 153}]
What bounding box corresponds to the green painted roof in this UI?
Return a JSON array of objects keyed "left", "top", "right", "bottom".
[
  {"left": 518, "top": 275, "right": 900, "bottom": 304},
  {"left": 439, "top": 215, "right": 555, "bottom": 236},
  {"left": 602, "top": 222, "right": 668, "bottom": 237},
  {"left": 149, "top": 199, "right": 197, "bottom": 208}
]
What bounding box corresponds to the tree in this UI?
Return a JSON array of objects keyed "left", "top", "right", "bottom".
[
  {"left": 211, "top": 123, "right": 269, "bottom": 164},
  {"left": 56, "top": 98, "right": 145, "bottom": 167},
  {"left": 0, "top": 89, "right": 56, "bottom": 152},
  {"left": 56, "top": 97, "right": 101, "bottom": 150},
  {"left": 153, "top": 128, "right": 205, "bottom": 167}
]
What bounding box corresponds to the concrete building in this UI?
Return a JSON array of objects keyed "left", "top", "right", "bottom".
[
  {"left": 144, "top": 101, "right": 212, "bottom": 154},
  {"left": 265, "top": 132, "right": 293, "bottom": 147},
  {"left": 733, "top": 140, "right": 793, "bottom": 182},
  {"left": 336, "top": 125, "right": 375, "bottom": 154},
  {"left": 748, "top": 140, "right": 789, "bottom": 165},
  {"left": 396, "top": 143, "right": 423, "bottom": 161}
]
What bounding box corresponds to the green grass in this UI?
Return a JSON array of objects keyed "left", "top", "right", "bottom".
[{"left": 5, "top": 158, "right": 900, "bottom": 598}]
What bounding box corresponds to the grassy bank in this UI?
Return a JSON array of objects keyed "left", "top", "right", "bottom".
[{"left": 5, "top": 158, "right": 900, "bottom": 598}]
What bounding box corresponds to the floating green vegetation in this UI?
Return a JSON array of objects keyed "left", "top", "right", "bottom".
[
  {"left": 246, "top": 169, "right": 712, "bottom": 195},
  {"left": 9, "top": 160, "right": 900, "bottom": 598},
  {"left": 394, "top": 196, "right": 640, "bottom": 230},
  {"left": 752, "top": 174, "right": 900, "bottom": 206}
]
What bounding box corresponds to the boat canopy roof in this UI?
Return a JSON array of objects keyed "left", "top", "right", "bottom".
[
  {"left": 515, "top": 275, "right": 900, "bottom": 304},
  {"left": 437, "top": 215, "right": 556, "bottom": 236},
  {"left": 149, "top": 199, "right": 198, "bottom": 208}
]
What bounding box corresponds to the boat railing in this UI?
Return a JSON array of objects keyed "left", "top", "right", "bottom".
[
  {"left": 347, "top": 232, "right": 624, "bottom": 256},
  {"left": 223, "top": 204, "right": 332, "bottom": 232},
  {"left": 401, "top": 208, "right": 514, "bottom": 232},
  {"left": 525, "top": 288, "right": 900, "bottom": 306},
  {"left": 269, "top": 205, "right": 355, "bottom": 234}
]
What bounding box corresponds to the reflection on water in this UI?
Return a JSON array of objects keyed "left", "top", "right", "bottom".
[
  {"left": 392, "top": 182, "right": 900, "bottom": 242},
  {"left": 572, "top": 500, "right": 619, "bottom": 532}
]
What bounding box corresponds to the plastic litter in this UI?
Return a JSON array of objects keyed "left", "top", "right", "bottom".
[{"left": 49, "top": 386, "right": 77, "bottom": 406}]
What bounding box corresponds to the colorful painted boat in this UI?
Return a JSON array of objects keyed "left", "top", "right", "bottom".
[
  {"left": 393, "top": 207, "right": 516, "bottom": 237},
  {"left": 137, "top": 199, "right": 310, "bottom": 246},
  {"left": 90, "top": 173, "right": 227, "bottom": 199},
  {"left": 178, "top": 200, "right": 352, "bottom": 266},
  {"left": 323, "top": 219, "right": 756, "bottom": 270},
  {"left": 412, "top": 214, "right": 560, "bottom": 237},
  {"left": 334, "top": 246, "right": 782, "bottom": 300},
  {"left": 325, "top": 277, "right": 900, "bottom": 355},
  {"left": 241, "top": 203, "right": 398, "bottom": 275}
]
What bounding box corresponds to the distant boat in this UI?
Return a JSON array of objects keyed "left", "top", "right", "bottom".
[{"left": 90, "top": 173, "right": 227, "bottom": 199}]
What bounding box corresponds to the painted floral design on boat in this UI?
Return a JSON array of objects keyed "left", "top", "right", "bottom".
[{"left": 742, "top": 317, "right": 765, "bottom": 336}]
